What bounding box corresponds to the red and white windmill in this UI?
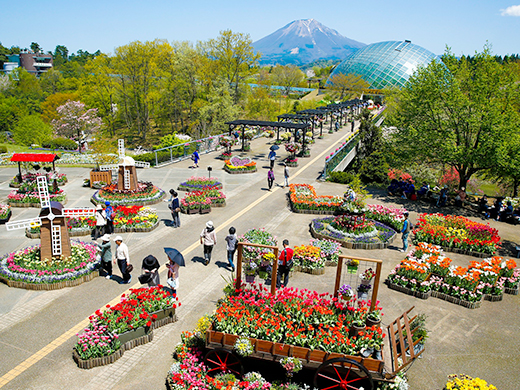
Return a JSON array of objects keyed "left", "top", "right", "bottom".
[{"left": 6, "top": 176, "right": 96, "bottom": 260}]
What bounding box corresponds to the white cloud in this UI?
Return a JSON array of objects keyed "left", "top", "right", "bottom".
[{"left": 501, "top": 5, "right": 520, "bottom": 16}]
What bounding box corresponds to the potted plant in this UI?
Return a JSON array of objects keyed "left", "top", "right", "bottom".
[
  {"left": 365, "top": 308, "right": 382, "bottom": 328},
  {"left": 244, "top": 262, "right": 258, "bottom": 283},
  {"left": 357, "top": 283, "right": 371, "bottom": 300},
  {"left": 348, "top": 312, "right": 366, "bottom": 338},
  {"left": 347, "top": 259, "right": 359, "bottom": 273},
  {"left": 338, "top": 284, "right": 354, "bottom": 302},
  {"left": 360, "top": 267, "right": 375, "bottom": 285}
]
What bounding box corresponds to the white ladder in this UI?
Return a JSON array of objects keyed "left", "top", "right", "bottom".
[
  {"left": 51, "top": 225, "right": 62, "bottom": 256},
  {"left": 124, "top": 169, "right": 130, "bottom": 190}
]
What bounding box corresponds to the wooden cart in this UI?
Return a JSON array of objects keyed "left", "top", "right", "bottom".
[{"left": 205, "top": 244, "right": 426, "bottom": 389}]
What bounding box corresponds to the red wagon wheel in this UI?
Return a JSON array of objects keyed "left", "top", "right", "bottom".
[
  {"left": 204, "top": 348, "right": 244, "bottom": 378},
  {"left": 314, "top": 358, "right": 374, "bottom": 390}
]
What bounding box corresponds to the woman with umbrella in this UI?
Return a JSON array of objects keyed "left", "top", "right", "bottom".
[
  {"left": 165, "top": 248, "right": 185, "bottom": 294},
  {"left": 268, "top": 144, "right": 279, "bottom": 169}
]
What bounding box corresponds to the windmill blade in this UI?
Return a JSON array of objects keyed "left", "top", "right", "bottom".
[
  {"left": 63, "top": 208, "right": 96, "bottom": 218},
  {"left": 123, "top": 169, "right": 130, "bottom": 190},
  {"left": 50, "top": 220, "right": 62, "bottom": 257},
  {"left": 6, "top": 217, "right": 41, "bottom": 231},
  {"left": 99, "top": 164, "right": 118, "bottom": 171},
  {"left": 134, "top": 161, "right": 150, "bottom": 169},
  {"left": 118, "top": 139, "right": 125, "bottom": 160},
  {"left": 37, "top": 176, "right": 51, "bottom": 209}
]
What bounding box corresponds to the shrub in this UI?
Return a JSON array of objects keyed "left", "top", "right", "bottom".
[
  {"left": 327, "top": 171, "right": 358, "bottom": 184},
  {"left": 42, "top": 137, "right": 78, "bottom": 150},
  {"left": 0, "top": 145, "right": 7, "bottom": 153}
]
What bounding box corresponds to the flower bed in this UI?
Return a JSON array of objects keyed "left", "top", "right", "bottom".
[
  {"left": 386, "top": 243, "right": 519, "bottom": 308},
  {"left": 8, "top": 187, "right": 66, "bottom": 207},
  {"left": 0, "top": 240, "right": 100, "bottom": 289},
  {"left": 284, "top": 156, "right": 298, "bottom": 167},
  {"left": 292, "top": 244, "right": 325, "bottom": 274},
  {"left": 0, "top": 204, "right": 11, "bottom": 223},
  {"left": 288, "top": 184, "right": 343, "bottom": 213},
  {"left": 444, "top": 374, "right": 497, "bottom": 390},
  {"left": 9, "top": 172, "right": 67, "bottom": 188},
  {"left": 26, "top": 206, "right": 159, "bottom": 237},
  {"left": 178, "top": 176, "right": 223, "bottom": 192},
  {"left": 92, "top": 181, "right": 165, "bottom": 206},
  {"left": 211, "top": 284, "right": 384, "bottom": 357},
  {"left": 74, "top": 286, "right": 179, "bottom": 368},
  {"left": 179, "top": 189, "right": 226, "bottom": 215},
  {"left": 310, "top": 215, "right": 397, "bottom": 250},
  {"left": 365, "top": 204, "right": 407, "bottom": 232},
  {"left": 413, "top": 213, "right": 500, "bottom": 256},
  {"left": 309, "top": 238, "right": 341, "bottom": 266},
  {"left": 224, "top": 156, "right": 257, "bottom": 174}
]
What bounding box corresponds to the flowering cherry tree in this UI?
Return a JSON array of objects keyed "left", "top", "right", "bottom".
[{"left": 52, "top": 101, "right": 103, "bottom": 152}]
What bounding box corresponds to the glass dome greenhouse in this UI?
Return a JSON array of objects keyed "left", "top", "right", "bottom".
[{"left": 328, "top": 40, "right": 440, "bottom": 89}]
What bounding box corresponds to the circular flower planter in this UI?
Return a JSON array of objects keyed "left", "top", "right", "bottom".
[
  {"left": 92, "top": 183, "right": 165, "bottom": 207},
  {"left": 0, "top": 241, "right": 100, "bottom": 290}
]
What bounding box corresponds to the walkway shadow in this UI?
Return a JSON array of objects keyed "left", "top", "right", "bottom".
[
  {"left": 215, "top": 261, "right": 233, "bottom": 271},
  {"left": 499, "top": 240, "right": 519, "bottom": 258},
  {"left": 191, "top": 255, "right": 206, "bottom": 265},
  {"left": 161, "top": 218, "right": 174, "bottom": 227}
]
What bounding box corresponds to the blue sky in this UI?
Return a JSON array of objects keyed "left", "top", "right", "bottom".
[{"left": 1, "top": 0, "right": 519, "bottom": 57}]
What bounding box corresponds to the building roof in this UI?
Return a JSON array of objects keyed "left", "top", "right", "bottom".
[{"left": 10, "top": 153, "right": 60, "bottom": 163}]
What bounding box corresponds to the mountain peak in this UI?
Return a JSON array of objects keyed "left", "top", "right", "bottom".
[{"left": 253, "top": 19, "right": 365, "bottom": 66}]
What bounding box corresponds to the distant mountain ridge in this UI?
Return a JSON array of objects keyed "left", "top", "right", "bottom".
[{"left": 253, "top": 19, "right": 366, "bottom": 66}]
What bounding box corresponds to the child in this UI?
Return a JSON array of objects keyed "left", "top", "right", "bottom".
[
  {"left": 166, "top": 256, "right": 180, "bottom": 295},
  {"left": 225, "top": 227, "right": 238, "bottom": 272}
]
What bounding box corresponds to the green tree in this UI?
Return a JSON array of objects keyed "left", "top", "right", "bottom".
[
  {"left": 53, "top": 45, "right": 69, "bottom": 67},
  {"left": 327, "top": 73, "right": 369, "bottom": 100},
  {"left": 39, "top": 68, "right": 65, "bottom": 94},
  {"left": 271, "top": 65, "right": 305, "bottom": 95},
  {"left": 195, "top": 81, "right": 239, "bottom": 138},
  {"left": 387, "top": 47, "right": 520, "bottom": 189},
  {"left": 40, "top": 92, "right": 79, "bottom": 123},
  {"left": 203, "top": 30, "right": 260, "bottom": 104},
  {"left": 30, "top": 42, "right": 41, "bottom": 53},
  {"left": 13, "top": 114, "right": 52, "bottom": 146},
  {"left": 113, "top": 40, "right": 171, "bottom": 140}
]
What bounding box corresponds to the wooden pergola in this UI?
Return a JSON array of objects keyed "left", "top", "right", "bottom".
[
  {"left": 10, "top": 153, "right": 60, "bottom": 182},
  {"left": 226, "top": 120, "right": 310, "bottom": 151}
]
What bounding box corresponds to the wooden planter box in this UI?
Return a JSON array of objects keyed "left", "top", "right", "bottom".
[
  {"left": 73, "top": 347, "right": 124, "bottom": 369},
  {"left": 89, "top": 171, "right": 112, "bottom": 188},
  {"left": 200, "top": 207, "right": 211, "bottom": 214},
  {"left": 205, "top": 326, "right": 384, "bottom": 372}
]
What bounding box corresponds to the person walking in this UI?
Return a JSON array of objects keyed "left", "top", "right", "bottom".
[
  {"left": 399, "top": 212, "right": 411, "bottom": 253},
  {"left": 93, "top": 204, "right": 107, "bottom": 239},
  {"left": 168, "top": 190, "right": 181, "bottom": 228},
  {"left": 267, "top": 168, "right": 275, "bottom": 191},
  {"left": 166, "top": 256, "right": 180, "bottom": 295},
  {"left": 97, "top": 234, "right": 112, "bottom": 279},
  {"left": 200, "top": 221, "right": 217, "bottom": 266},
  {"left": 283, "top": 163, "right": 289, "bottom": 188},
  {"left": 104, "top": 201, "right": 114, "bottom": 234},
  {"left": 225, "top": 227, "right": 238, "bottom": 272},
  {"left": 191, "top": 150, "right": 200, "bottom": 168},
  {"left": 113, "top": 235, "right": 132, "bottom": 284},
  {"left": 141, "top": 255, "right": 160, "bottom": 287},
  {"left": 277, "top": 239, "right": 294, "bottom": 288},
  {"left": 268, "top": 150, "right": 276, "bottom": 169}
]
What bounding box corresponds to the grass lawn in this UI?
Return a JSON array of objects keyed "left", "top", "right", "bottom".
[{"left": 0, "top": 143, "right": 34, "bottom": 153}]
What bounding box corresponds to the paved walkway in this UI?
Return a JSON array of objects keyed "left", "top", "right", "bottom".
[{"left": 0, "top": 123, "right": 518, "bottom": 390}]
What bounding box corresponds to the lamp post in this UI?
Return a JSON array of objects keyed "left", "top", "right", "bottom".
[{"left": 207, "top": 166, "right": 212, "bottom": 179}]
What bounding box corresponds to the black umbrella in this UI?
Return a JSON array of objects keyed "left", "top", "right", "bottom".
[
  {"left": 269, "top": 145, "right": 280, "bottom": 151},
  {"left": 164, "top": 247, "right": 185, "bottom": 267}
]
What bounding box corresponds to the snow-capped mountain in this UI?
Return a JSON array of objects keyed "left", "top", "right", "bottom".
[{"left": 253, "top": 19, "right": 366, "bottom": 66}]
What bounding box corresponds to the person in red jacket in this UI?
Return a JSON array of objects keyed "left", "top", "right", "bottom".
[{"left": 277, "top": 239, "right": 294, "bottom": 288}]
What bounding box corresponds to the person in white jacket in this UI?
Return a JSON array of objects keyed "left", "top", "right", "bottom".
[{"left": 200, "top": 221, "right": 217, "bottom": 266}]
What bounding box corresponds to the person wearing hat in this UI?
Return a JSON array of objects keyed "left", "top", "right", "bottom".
[
  {"left": 97, "top": 234, "right": 112, "bottom": 279},
  {"left": 93, "top": 204, "right": 107, "bottom": 240},
  {"left": 200, "top": 221, "right": 217, "bottom": 266},
  {"left": 104, "top": 201, "right": 114, "bottom": 234},
  {"left": 399, "top": 212, "right": 411, "bottom": 253},
  {"left": 141, "top": 255, "right": 160, "bottom": 286},
  {"left": 113, "top": 235, "right": 132, "bottom": 284},
  {"left": 168, "top": 190, "right": 181, "bottom": 228}
]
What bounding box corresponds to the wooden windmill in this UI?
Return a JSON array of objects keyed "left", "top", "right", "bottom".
[
  {"left": 99, "top": 139, "right": 149, "bottom": 191},
  {"left": 6, "top": 176, "right": 96, "bottom": 260}
]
